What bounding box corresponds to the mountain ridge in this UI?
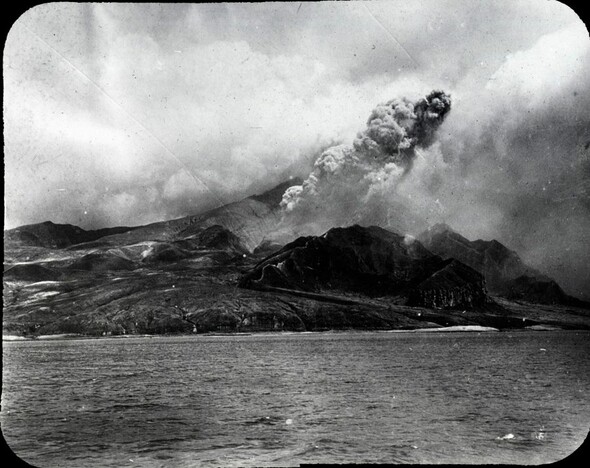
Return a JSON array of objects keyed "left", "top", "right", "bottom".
[
  {"left": 3, "top": 180, "right": 589, "bottom": 338},
  {"left": 240, "top": 224, "right": 489, "bottom": 310},
  {"left": 4, "top": 179, "right": 303, "bottom": 252},
  {"left": 418, "top": 223, "right": 584, "bottom": 306},
  {"left": 3, "top": 220, "right": 138, "bottom": 249}
]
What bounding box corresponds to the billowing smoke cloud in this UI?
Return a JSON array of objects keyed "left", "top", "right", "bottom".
[{"left": 280, "top": 91, "right": 451, "bottom": 232}]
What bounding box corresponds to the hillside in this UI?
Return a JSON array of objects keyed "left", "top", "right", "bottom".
[
  {"left": 4, "top": 221, "right": 137, "bottom": 249},
  {"left": 89, "top": 179, "right": 302, "bottom": 251},
  {"left": 3, "top": 179, "right": 301, "bottom": 254},
  {"left": 4, "top": 184, "right": 590, "bottom": 338},
  {"left": 240, "top": 225, "right": 488, "bottom": 309},
  {"left": 417, "top": 223, "right": 585, "bottom": 306}
]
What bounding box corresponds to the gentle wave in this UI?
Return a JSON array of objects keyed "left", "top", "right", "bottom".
[{"left": 2, "top": 330, "right": 589, "bottom": 466}]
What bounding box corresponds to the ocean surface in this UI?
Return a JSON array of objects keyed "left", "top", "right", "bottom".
[{"left": 2, "top": 330, "right": 589, "bottom": 466}]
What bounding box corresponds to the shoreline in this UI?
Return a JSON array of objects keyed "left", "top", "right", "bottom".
[{"left": 3, "top": 324, "right": 581, "bottom": 342}]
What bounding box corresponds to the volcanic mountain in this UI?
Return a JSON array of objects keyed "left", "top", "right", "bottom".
[
  {"left": 4, "top": 182, "right": 590, "bottom": 337},
  {"left": 3, "top": 178, "right": 302, "bottom": 255},
  {"left": 418, "top": 223, "right": 586, "bottom": 306},
  {"left": 239, "top": 225, "right": 488, "bottom": 309}
]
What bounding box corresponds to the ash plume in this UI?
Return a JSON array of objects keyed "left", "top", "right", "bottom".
[{"left": 280, "top": 90, "right": 451, "bottom": 232}]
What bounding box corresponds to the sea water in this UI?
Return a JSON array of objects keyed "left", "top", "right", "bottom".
[{"left": 2, "top": 330, "right": 589, "bottom": 466}]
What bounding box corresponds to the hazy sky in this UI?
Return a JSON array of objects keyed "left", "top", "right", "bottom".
[{"left": 4, "top": 1, "right": 590, "bottom": 296}]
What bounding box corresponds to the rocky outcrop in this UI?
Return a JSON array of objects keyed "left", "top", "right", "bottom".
[
  {"left": 240, "top": 225, "right": 488, "bottom": 309},
  {"left": 408, "top": 259, "right": 487, "bottom": 309}
]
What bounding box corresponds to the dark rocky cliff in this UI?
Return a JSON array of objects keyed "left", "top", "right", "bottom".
[
  {"left": 408, "top": 259, "right": 487, "bottom": 309},
  {"left": 418, "top": 223, "right": 586, "bottom": 307},
  {"left": 240, "top": 225, "right": 488, "bottom": 309}
]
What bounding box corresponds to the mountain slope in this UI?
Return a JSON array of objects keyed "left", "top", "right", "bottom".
[
  {"left": 417, "top": 223, "right": 584, "bottom": 306},
  {"left": 408, "top": 259, "right": 488, "bottom": 309},
  {"left": 240, "top": 225, "right": 488, "bottom": 309},
  {"left": 418, "top": 223, "right": 538, "bottom": 289},
  {"left": 4, "top": 221, "right": 137, "bottom": 249},
  {"left": 5, "top": 181, "right": 590, "bottom": 338},
  {"left": 69, "top": 179, "right": 302, "bottom": 251},
  {"left": 3, "top": 179, "right": 302, "bottom": 253},
  {"left": 140, "top": 225, "right": 249, "bottom": 264}
]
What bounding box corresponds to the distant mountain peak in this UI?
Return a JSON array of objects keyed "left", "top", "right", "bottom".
[
  {"left": 248, "top": 178, "right": 304, "bottom": 207},
  {"left": 416, "top": 224, "right": 580, "bottom": 306},
  {"left": 426, "top": 223, "right": 457, "bottom": 235},
  {"left": 418, "top": 223, "right": 471, "bottom": 248},
  {"left": 323, "top": 224, "right": 399, "bottom": 238}
]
